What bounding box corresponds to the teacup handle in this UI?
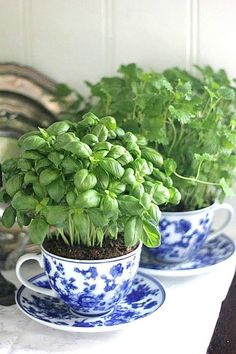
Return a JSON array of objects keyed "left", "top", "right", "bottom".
[
  {"left": 208, "top": 203, "right": 234, "bottom": 241},
  {"left": 16, "top": 253, "right": 56, "bottom": 297}
]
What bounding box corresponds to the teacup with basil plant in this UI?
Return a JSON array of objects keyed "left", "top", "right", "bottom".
[{"left": 2, "top": 113, "right": 180, "bottom": 314}]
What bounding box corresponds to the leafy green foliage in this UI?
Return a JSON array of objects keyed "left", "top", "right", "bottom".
[
  {"left": 0, "top": 114, "right": 179, "bottom": 247},
  {"left": 66, "top": 63, "right": 236, "bottom": 211}
]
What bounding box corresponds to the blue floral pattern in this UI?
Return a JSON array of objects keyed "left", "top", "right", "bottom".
[
  {"left": 41, "top": 245, "right": 141, "bottom": 316},
  {"left": 16, "top": 272, "right": 165, "bottom": 332},
  {"left": 148, "top": 211, "right": 212, "bottom": 263},
  {"left": 140, "top": 234, "right": 235, "bottom": 271}
]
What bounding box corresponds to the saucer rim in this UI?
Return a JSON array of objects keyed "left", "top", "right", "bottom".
[
  {"left": 15, "top": 271, "right": 166, "bottom": 333},
  {"left": 139, "top": 234, "right": 236, "bottom": 277}
]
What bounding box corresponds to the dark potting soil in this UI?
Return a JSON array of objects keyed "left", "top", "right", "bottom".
[
  {"left": 43, "top": 236, "right": 138, "bottom": 260},
  {"left": 163, "top": 200, "right": 214, "bottom": 212}
]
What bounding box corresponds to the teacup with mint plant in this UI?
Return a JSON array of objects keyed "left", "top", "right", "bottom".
[{"left": 62, "top": 64, "right": 236, "bottom": 263}]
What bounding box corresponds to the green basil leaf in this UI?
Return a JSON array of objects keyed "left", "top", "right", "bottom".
[
  {"left": 118, "top": 195, "right": 143, "bottom": 215},
  {"left": 115, "top": 127, "right": 125, "bottom": 138},
  {"left": 163, "top": 158, "right": 177, "bottom": 176},
  {"left": 107, "top": 223, "right": 118, "bottom": 239},
  {"left": 96, "top": 227, "right": 104, "bottom": 245},
  {"left": 107, "top": 130, "right": 117, "bottom": 139},
  {"left": 140, "top": 193, "right": 152, "bottom": 209},
  {"left": 99, "top": 158, "right": 124, "bottom": 178},
  {"left": 95, "top": 167, "right": 109, "bottom": 189},
  {"left": 21, "top": 136, "right": 46, "bottom": 151},
  {"left": 123, "top": 132, "right": 137, "bottom": 144},
  {"left": 93, "top": 150, "right": 109, "bottom": 159},
  {"left": 130, "top": 182, "right": 144, "bottom": 198},
  {"left": 35, "top": 158, "right": 51, "bottom": 172},
  {"left": 39, "top": 168, "right": 59, "bottom": 186},
  {"left": 133, "top": 157, "right": 152, "bottom": 176},
  {"left": 107, "top": 145, "right": 126, "bottom": 159},
  {"left": 48, "top": 152, "right": 64, "bottom": 167},
  {"left": 153, "top": 182, "right": 170, "bottom": 204},
  {"left": 92, "top": 124, "right": 108, "bottom": 142},
  {"left": 148, "top": 203, "right": 161, "bottom": 223},
  {"left": 33, "top": 182, "right": 47, "bottom": 199},
  {"left": 80, "top": 112, "right": 99, "bottom": 127},
  {"left": 141, "top": 146, "right": 163, "bottom": 167},
  {"left": 64, "top": 141, "right": 92, "bottom": 158},
  {"left": 17, "top": 211, "right": 30, "bottom": 228},
  {"left": 47, "top": 177, "right": 65, "bottom": 202},
  {"left": 76, "top": 189, "right": 101, "bottom": 209},
  {"left": 43, "top": 205, "right": 68, "bottom": 225},
  {"left": 12, "top": 194, "right": 38, "bottom": 212},
  {"left": 1, "top": 205, "right": 16, "bottom": 228},
  {"left": 121, "top": 168, "right": 136, "bottom": 184},
  {"left": 29, "top": 218, "right": 49, "bottom": 244},
  {"left": 87, "top": 208, "right": 108, "bottom": 227},
  {"left": 47, "top": 121, "right": 71, "bottom": 136},
  {"left": 117, "top": 151, "right": 134, "bottom": 166},
  {"left": 82, "top": 133, "right": 99, "bottom": 145},
  {"left": 18, "top": 131, "right": 41, "bottom": 147},
  {"left": 54, "top": 132, "right": 77, "bottom": 150},
  {"left": 141, "top": 220, "right": 161, "bottom": 248},
  {"left": 101, "top": 195, "right": 118, "bottom": 218},
  {"left": 22, "top": 150, "right": 44, "bottom": 160},
  {"left": 124, "top": 216, "right": 142, "bottom": 246},
  {"left": 1, "top": 158, "right": 18, "bottom": 173},
  {"left": 108, "top": 181, "right": 126, "bottom": 195},
  {"left": 169, "top": 187, "right": 181, "bottom": 205},
  {"left": 66, "top": 190, "right": 77, "bottom": 206},
  {"left": 73, "top": 209, "right": 90, "bottom": 243},
  {"left": 152, "top": 168, "right": 166, "bottom": 182},
  {"left": 5, "top": 175, "right": 22, "bottom": 197},
  {"left": 62, "top": 157, "right": 83, "bottom": 174},
  {"left": 165, "top": 177, "right": 173, "bottom": 188},
  {"left": 93, "top": 141, "right": 112, "bottom": 152},
  {"left": 0, "top": 190, "right": 10, "bottom": 203},
  {"left": 24, "top": 171, "right": 39, "bottom": 185},
  {"left": 74, "top": 169, "right": 97, "bottom": 192},
  {"left": 17, "top": 158, "right": 33, "bottom": 171},
  {"left": 100, "top": 116, "right": 117, "bottom": 130},
  {"left": 125, "top": 142, "right": 141, "bottom": 157}
]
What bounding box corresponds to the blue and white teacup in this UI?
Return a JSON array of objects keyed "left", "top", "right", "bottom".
[
  {"left": 16, "top": 242, "right": 142, "bottom": 316},
  {"left": 147, "top": 203, "right": 234, "bottom": 264}
]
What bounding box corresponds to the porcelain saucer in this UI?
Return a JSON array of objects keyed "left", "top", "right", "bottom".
[
  {"left": 140, "top": 234, "right": 236, "bottom": 277},
  {"left": 15, "top": 271, "right": 166, "bottom": 332}
]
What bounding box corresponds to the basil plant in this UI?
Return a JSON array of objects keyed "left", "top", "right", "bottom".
[{"left": 0, "top": 113, "right": 180, "bottom": 248}]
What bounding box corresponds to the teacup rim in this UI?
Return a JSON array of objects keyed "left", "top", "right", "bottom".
[
  {"left": 41, "top": 241, "right": 142, "bottom": 264},
  {"left": 161, "top": 202, "right": 218, "bottom": 216}
]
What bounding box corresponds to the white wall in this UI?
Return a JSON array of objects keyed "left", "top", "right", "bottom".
[
  {"left": 1, "top": 0, "right": 236, "bottom": 92},
  {"left": 0, "top": 0, "right": 236, "bottom": 234}
]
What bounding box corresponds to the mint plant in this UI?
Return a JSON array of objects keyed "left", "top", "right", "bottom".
[
  {"left": 61, "top": 64, "right": 236, "bottom": 211},
  {"left": 0, "top": 113, "right": 180, "bottom": 247}
]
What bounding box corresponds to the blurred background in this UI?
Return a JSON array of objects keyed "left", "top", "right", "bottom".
[{"left": 0, "top": 0, "right": 235, "bottom": 266}]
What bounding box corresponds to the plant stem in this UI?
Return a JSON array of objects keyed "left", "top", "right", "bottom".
[
  {"left": 58, "top": 228, "right": 70, "bottom": 245},
  {"left": 174, "top": 171, "right": 220, "bottom": 186},
  {"left": 196, "top": 160, "right": 204, "bottom": 180},
  {"left": 168, "top": 118, "right": 177, "bottom": 155}
]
